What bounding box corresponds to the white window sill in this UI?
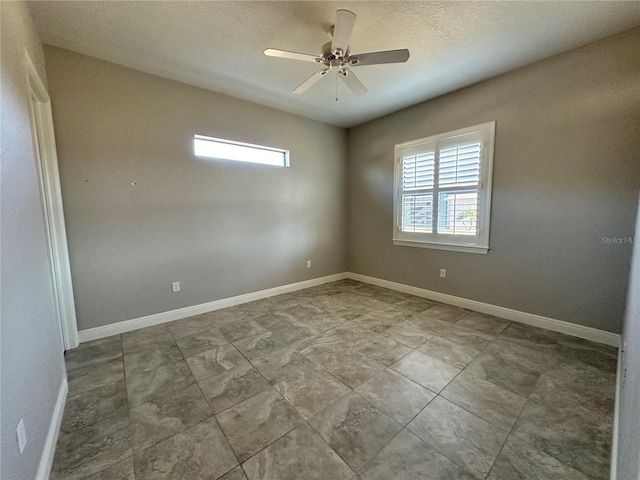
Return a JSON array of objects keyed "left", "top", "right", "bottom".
[{"left": 393, "top": 239, "right": 489, "bottom": 255}]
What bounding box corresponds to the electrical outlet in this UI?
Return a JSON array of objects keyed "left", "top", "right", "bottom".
[
  {"left": 172, "top": 282, "right": 181, "bottom": 292},
  {"left": 306, "top": 260, "right": 312, "bottom": 268},
  {"left": 439, "top": 269, "right": 446, "bottom": 278},
  {"left": 16, "top": 419, "right": 26, "bottom": 454}
]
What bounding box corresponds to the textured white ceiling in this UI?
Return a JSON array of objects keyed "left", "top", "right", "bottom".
[{"left": 29, "top": 1, "right": 640, "bottom": 128}]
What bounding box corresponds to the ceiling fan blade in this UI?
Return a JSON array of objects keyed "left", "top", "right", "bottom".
[
  {"left": 331, "top": 9, "right": 356, "bottom": 57},
  {"left": 349, "top": 49, "right": 410, "bottom": 66},
  {"left": 293, "top": 69, "right": 329, "bottom": 94},
  {"left": 338, "top": 68, "right": 367, "bottom": 96},
  {"left": 264, "top": 48, "right": 323, "bottom": 63}
]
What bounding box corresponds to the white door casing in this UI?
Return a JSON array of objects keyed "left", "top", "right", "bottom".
[{"left": 24, "top": 49, "right": 79, "bottom": 350}]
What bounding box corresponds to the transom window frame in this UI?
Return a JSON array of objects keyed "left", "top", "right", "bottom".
[
  {"left": 392, "top": 121, "right": 496, "bottom": 255},
  {"left": 194, "top": 134, "right": 290, "bottom": 168}
]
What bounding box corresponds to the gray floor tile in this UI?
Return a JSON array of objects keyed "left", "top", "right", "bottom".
[
  {"left": 556, "top": 336, "right": 618, "bottom": 373},
  {"left": 455, "top": 312, "right": 510, "bottom": 335},
  {"left": 61, "top": 380, "right": 128, "bottom": 434},
  {"left": 126, "top": 360, "right": 195, "bottom": 408},
  {"left": 381, "top": 320, "right": 434, "bottom": 348},
  {"left": 311, "top": 293, "right": 371, "bottom": 319},
  {"left": 351, "top": 331, "right": 413, "bottom": 366},
  {"left": 512, "top": 400, "right": 612, "bottom": 479},
  {"left": 418, "top": 336, "right": 481, "bottom": 369},
  {"left": 272, "top": 362, "right": 351, "bottom": 420},
  {"left": 255, "top": 311, "right": 320, "bottom": 343},
  {"left": 86, "top": 458, "right": 135, "bottom": 480},
  {"left": 437, "top": 324, "right": 495, "bottom": 350},
  {"left": 301, "top": 341, "right": 385, "bottom": 388},
  {"left": 234, "top": 330, "right": 313, "bottom": 360},
  {"left": 542, "top": 360, "right": 616, "bottom": 413},
  {"left": 123, "top": 343, "right": 183, "bottom": 376},
  {"left": 186, "top": 344, "right": 251, "bottom": 381},
  {"left": 359, "top": 429, "right": 475, "bottom": 480},
  {"left": 51, "top": 413, "right": 131, "bottom": 480},
  {"left": 441, "top": 371, "right": 527, "bottom": 431},
  {"left": 261, "top": 304, "right": 325, "bottom": 324},
  {"left": 390, "top": 350, "right": 460, "bottom": 393},
  {"left": 134, "top": 417, "right": 238, "bottom": 480},
  {"left": 242, "top": 425, "right": 354, "bottom": 480},
  {"left": 356, "top": 369, "right": 435, "bottom": 425},
  {"left": 67, "top": 356, "right": 124, "bottom": 397},
  {"left": 219, "top": 466, "right": 248, "bottom": 480},
  {"left": 350, "top": 309, "right": 405, "bottom": 332},
  {"left": 122, "top": 325, "right": 175, "bottom": 355},
  {"left": 221, "top": 318, "right": 270, "bottom": 342},
  {"left": 465, "top": 345, "right": 542, "bottom": 397},
  {"left": 167, "top": 313, "right": 225, "bottom": 340},
  {"left": 407, "top": 314, "right": 455, "bottom": 336},
  {"left": 55, "top": 281, "right": 616, "bottom": 480},
  {"left": 488, "top": 337, "right": 561, "bottom": 371},
  {"left": 308, "top": 391, "right": 402, "bottom": 471},
  {"left": 499, "top": 323, "right": 562, "bottom": 349},
  {"left": 216, "top": 388, "right": 301, "bottom": 462},
  {"left": 199, "top": 365, "right": 270, "bottom": 414},
  {"left": 422, "top": 304, "right": 469, "bottom": 322},
  {"left": 130, "top": 383, "right": 212, "bottom": 452},
  {"left": 408, "top": 396, "right": 508, "bottom": 479},
  {"left": 487, "top": 435, "right": 590, "bottom": 480},
  {"left": 262, "top": 304, "right": 345, "bottom": 333},
  {"left": 64, "top": 336, "right": 122, "bottom": 372},
  {"left": 394, "top": 297, "right": 439, "bottom": 313},
  {"left": 250, "top": 346, "right": 317, "bottom": 381},
  {"left": 176, "top": 330, "right": 229, "bottom": 357},
  {"left": 530, "top": 373, "right": 614, "bottom": 421}
]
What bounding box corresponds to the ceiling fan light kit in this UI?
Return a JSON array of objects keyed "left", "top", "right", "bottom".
[{"left": 265, "top": 9, "right": 410, "bottom": 98}]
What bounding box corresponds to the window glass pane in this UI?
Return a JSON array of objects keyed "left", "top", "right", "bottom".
[
  {"left": 194, "top": 135, "right": 288, "bottom": 167},
  {"left": 439, "top": 142, "right": 480, "bottom": 187},
  {"left": 402, "top": 151, "right": 435, "bottom": 190},
  {"left": 402, "top": 194, "right": 433, "bottom": 232},
  {"left": 438, "top": 190, "right": 478, "bottom": 235}
]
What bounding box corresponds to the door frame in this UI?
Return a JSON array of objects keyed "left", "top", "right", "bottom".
[{"left": 24, "top": 49, "right": 79, "bottom": 350}]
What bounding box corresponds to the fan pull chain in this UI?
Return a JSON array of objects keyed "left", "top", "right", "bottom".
[{"left": 335, "top": 71, "right": 338, "bottom": 102}]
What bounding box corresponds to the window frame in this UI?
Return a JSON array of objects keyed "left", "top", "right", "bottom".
[
  {"left": 392, "top": 121, "right": 496, "bottom": 254},
  {"left": 194, "top": 134, "right": 290, "bottom": 168}
]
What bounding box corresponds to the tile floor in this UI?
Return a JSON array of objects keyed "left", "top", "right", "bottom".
[{"left": 52, "top": 279, "right": 617, "bottom": 480}]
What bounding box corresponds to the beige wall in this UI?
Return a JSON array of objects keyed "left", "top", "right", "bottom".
[
  {"left": 347, "top": 28, "right": 640, "bottom": 333},
  {"left": 44, "top": 46, "right": 348, "bottom": 331},
  {"left": 1, "top": 2, "right": 67, "bottom": 479}
]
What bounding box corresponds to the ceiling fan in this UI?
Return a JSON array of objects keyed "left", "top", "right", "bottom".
[{"left": 264, "top": 9, "right": 410, "bottom": 97}]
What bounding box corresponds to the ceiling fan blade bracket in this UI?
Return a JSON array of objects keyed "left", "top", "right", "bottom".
[{"left": 338, "top": 67, "right": 367, "bottom": 96}]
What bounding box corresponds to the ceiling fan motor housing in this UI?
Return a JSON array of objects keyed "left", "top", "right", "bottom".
[{"left": 264, "top": 9, "right": 409, "bottom": 96}]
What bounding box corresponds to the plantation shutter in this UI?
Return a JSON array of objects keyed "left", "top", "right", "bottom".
[{"left": 400, "top": 146, "right": 435, "bottom": 232}]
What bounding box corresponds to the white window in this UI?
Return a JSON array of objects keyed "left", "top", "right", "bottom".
[
  {"left": 393, "top": 122, "right": 495, "bottom": 254},
  {"left": 194, "top": 134, "right": 289, "bottom": 167}
]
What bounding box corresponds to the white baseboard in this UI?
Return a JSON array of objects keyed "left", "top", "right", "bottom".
[
  {"left": 347, "top": 272, "right": 621, "bottom": 347},
  {"left": 78, "top": 270, "right": 620, "bottom": 347},
  {"left": 78, "top": 273, "right": 348, "bottom": 343},
  {"left": 36, "top": 376, "right": 68, "bottom": 480},
  {"left": 609, "top": 342, "right": 624, "bottom": 480}
]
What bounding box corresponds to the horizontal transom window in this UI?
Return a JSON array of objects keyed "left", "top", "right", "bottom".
[
  {"left": 194, "top": 134, "right": 289, "bottom": 167},
  {"left": 393, "top": 122, "right": 495, "bottom": 254}
]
